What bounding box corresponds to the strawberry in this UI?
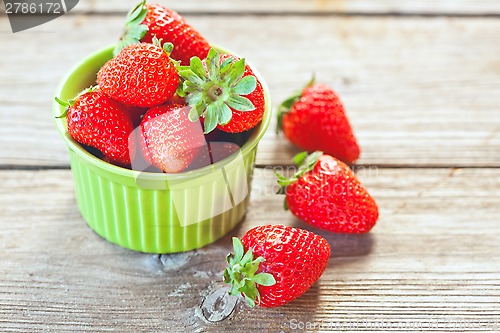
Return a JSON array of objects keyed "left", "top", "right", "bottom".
[
  {"left": 55, "top": 88, "right": 135, "bottom": 166},
  {"left": 277, "top": 79, "right": 360, "bottom": 164},
  {"left": 276, "top": 151, "right": 378, "bottom": 234},
  {"left": 224, "top": 225, "right": 330, "bottom": 308},
  {"left": 114, "top": 0, "right": 210, "bottom": 65},
  {"left": 139, "top": 103, "right": 206, "bottom": 173},
  {"left": 206, "top": 128, "right": 256, "bottom": 148},
  {"left": 183, "top": 141, "right": 240, "bottom": 171},
  {"left": 127, "top": 106, "right": 148, "bottom": 128},
  {"left": 178, "top": 49, "right": 266, "bottom": 134},
  {"left": 97, "top": 40, "right": 179, "bottom": 108}
]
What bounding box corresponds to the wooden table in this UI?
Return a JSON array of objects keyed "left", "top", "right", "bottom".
[{"left": 1, "top": 1, "right": 499, "bottom": 332}]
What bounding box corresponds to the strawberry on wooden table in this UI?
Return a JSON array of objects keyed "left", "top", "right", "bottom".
[
  {"left": 115, "top": 0, "right": 211, "bottom": 65},
  {"left": 55, "top": 88, "right": 135, "bottom": 166},
  {"left": 139, "top": 102, "right": 206, "bottom": 173},
  {"left": 277, "top": 79, "right": 360, "bottom": 164},
  {"left": 178, "top": 49, "right": 266, "bottom": 134},
  {"left": 224, "top": 225, "right": 330, "bottom": 308},
  {"left": 277, "top": 151, "right": 379, "bottom": 234},
  {"left": 97, "top": 40, "right": 179, "bottom": 108}
]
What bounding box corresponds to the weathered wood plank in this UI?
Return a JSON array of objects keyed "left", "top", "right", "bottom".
[
  {"left": 0, "top": 168, "right": 499, "bottom": 332},
  {"left": 71, "top": 0, "right": 500, "bottom": 15},
  {"left": 1, "top": 16, "right": 500, "bottom": 167}
]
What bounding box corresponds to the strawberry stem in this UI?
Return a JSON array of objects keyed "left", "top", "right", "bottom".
[
  {"left": 276, "top": 75, "right": 316, "bottom": 134},
  {"left": 54, "top": 97, "right": 70, "bottom": 118},
  {"left": 276, "top": 151, "right": 323, "bottom": 187},
  {"left": 223, "top": 237, "right": 276, "bottom": 308},
  {"left": 275, "top": 151, "right": 323, "bottom": 210},
  {"left": 54, "top": 86, "right": 96, "bottom": 118},
  {"left": 114, "top": 0, "right": 149, "bottom": 56}
]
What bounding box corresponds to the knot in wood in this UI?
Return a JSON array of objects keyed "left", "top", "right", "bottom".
[{"left": 199, "top": 287, "right": 237, "bottom": 323}]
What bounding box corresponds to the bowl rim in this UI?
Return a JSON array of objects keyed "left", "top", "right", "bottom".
[{"left": 53, "top": 44, "right": 272, "bottom": 181}]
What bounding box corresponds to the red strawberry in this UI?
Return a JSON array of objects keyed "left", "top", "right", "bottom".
[
  {"left": 97, "top": 41, "right": 179, "bottom": 108},
  {"left": 224, "top": 225, "right": 330, "bottom": 308},
  {"left": 55, "top": 88, "right": 135, "bottom": 166},
  {"left": 178, "top": 49, "right": 266, "bottom": 134},
  {"left": 277, "top": 80, "right": 360, "bottom": 164},
  {"left": 127, "top": 106, "right": 148, "bottom": 128},
  {"left": 183, "top": 141, "right": 240, "bottom": 171},
  {"left": 206, "top": 128, "right": 255, "bottom": 148},
  {"left": 277, "top": 151, "right": 378, "bottom": 233},
  {"left": 139, "top": 103, "right": 206, "bottom": 173},
  {"left": 115, "top": 1, "right": 210, "bottom": 65}
]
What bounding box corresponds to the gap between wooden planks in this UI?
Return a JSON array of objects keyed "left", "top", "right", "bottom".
[
  {"left": 71, "top": 0, "right": 500, "bottom": 16},
  {"left": 0, "top": 168, "right": 498, "bottom": 332},
  {"left": 0, "top": 15, "right": 499, "bottom": 168}
]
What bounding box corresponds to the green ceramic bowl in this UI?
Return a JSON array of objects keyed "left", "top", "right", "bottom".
[{"left": 53, "top": 45, "right": 271, "bottom": 253}]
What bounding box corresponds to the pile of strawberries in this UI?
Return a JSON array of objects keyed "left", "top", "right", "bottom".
[
  {"left": 57, "top": 0, "right": 265, "bottom": 173},
  {"left": 57, "top": 1, "right": 379, "bottom": 309}
]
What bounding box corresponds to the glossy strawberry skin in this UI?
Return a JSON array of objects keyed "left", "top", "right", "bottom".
[
  {"left": 286, "top": 154, "right": 378, "bottom": 233},
  {"left": 66, "top": 91, "right": 135, "bottom": 166},
  {"left": 97, "top": 43, "right": 179, "bottom": 108},
  {"left": 241, "top": 225, "right": 330, "bottom": 308},
  {"left": 141, "top": 3, "right": 210, "bottom": 65},
  {"left": 139, "top": 103, "right": 206, "bottom": 173},
  {"left": 216, "top": 54, "right": 265, "bottom": 133},
  {"left": 282, "top": 84, "right": 360, "bottom": 164}
]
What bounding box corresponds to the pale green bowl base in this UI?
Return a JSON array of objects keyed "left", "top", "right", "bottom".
[{"left": 69, "top": 149, "right": 254, "bottom": 254}]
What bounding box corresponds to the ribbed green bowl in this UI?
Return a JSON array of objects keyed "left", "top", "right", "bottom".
[{"left": 53, "top": 45, "right": 271, "bottom": 253}]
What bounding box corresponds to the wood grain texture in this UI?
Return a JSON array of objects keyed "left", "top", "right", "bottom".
[
  {"left": 0, "top": 168, "right": 499, "bottom": 332},
  {"left": 1, "top": 1, "right": 499, "bottom": 332},
  {"left": 70, "top": 0, "right": 500, "bottom": 15},
  {"left": 1, "top": 15, "right": 499, "bottom": 167}
]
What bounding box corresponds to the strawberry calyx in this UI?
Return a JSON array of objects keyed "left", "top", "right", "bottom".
[
  {"left": 276, "top": 75, "right": 315, "bottom": 134},
  {"left": 276, "top": 150, "right": 323, "bottom": 187},
  {"left": 114, "top": 0, "right": 149, "bottom": 56},
  {"left": 177, "top": 48, "right": 258, "bottom": 134},
  {"left": 275, "top": 151, "right": 323, "bottom": 210},
  {"left": 223, "top": 237, "right": 276, "bottom": 308},
  {"left": 148, "top": 37, "right": 181, "bottom": 69},
  {"left": 151, "top": 36, "right": 175, "bottom": 57},
  {"left": 54, "top": 86, "right": 97, "bottom": 118}
]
